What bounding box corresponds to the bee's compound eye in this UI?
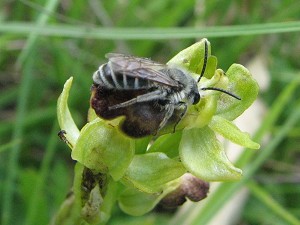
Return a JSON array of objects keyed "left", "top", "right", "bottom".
[{"left": 193, "top": 93, "right": 200, "bottom": 104}]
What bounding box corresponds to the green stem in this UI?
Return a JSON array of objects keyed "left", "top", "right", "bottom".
[
  {"left": 247, "top": 181, "right": 300, "bottom": 225},
  {"left": 16, "top": 0, "right": 60, "bottom": 68},
  {"left": 1, "top": 57, "right": 34, "bottom": 225},
  {"left": 1, "top": 21, "right": 300, "bottom": 40},
  {"left": 53, "top": 164, "right": 120, "bottom": 225},
  {"left": 2, "top": 1, "right": 59, "bottom": 223},
  {"left": 0, "top": 139, "right": 21, "bottom": 153},
  {"left": 0, "top": 107, "right": 56, "bottom": 135},
  {"left": 24, "top": 124, "right": 59, "bottom": 225},
  {"left": 52, "top": 163, "right": 84, "bottom": 225}
]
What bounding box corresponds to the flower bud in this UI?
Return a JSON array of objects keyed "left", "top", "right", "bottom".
[{"left": 160, "top": 173, "right": 209, "bottom": 208}]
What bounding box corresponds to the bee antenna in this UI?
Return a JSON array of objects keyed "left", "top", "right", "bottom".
[
  {"left": 197, "top": 39, "right": 208, "bottom": 83},
  {"left": 201, "top": 87, "right": 241, "bottom": 100}
]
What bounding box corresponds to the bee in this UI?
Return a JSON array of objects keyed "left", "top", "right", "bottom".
[{"left": 90, "top": 40, "right": 240, "bottom": 137}]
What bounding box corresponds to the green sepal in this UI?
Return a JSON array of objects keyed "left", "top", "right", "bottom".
[
  {"left": 57, "top": 77, "right": 80, "bottom": 148},
  {"left": 180, "top": 127, "right": 242, "bottom": 181},
  {"left": 216, "top": 64, "right": 259, "bottom": 121},
  {"left": 71, "top": 119, "right": 135, "bottom": 180},
  {"left": 167, "top": 39, "right": 211, "bottom": 74},
  {"left": 122, "top": 152, "right": 186, "bottom": 193},
  {"left": 209, "top": 115, "right": 260, "bottom": 149},
  {"left": 204, "top": 55, "right": 218, "bottom": 79}
]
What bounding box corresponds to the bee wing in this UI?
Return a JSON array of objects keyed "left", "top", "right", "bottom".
[{"left": 105, "top": 53, "right": 179, "bottom": 87}]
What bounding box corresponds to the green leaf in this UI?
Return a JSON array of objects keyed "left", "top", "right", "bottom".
[
  {"left": 72, "top": 119, "right": 135, "bottom": 180},
  {"left": 180, "top": 127, "right": 242, "bottom": 181},
  {"left": 209, "top": 115, "right": 260, "bottom": 149},
  {"left": 122, "top": 153, "right": 186, "bottom": 193},
  {"left": 57, "top": 77, "right": 80, "bottom": 148},
  {"left": 216, "top": 64, "right": 259, "bottom": 120}
]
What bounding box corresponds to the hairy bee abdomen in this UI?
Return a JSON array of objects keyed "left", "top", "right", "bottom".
[
  {"left": 90, "top": 84, "right": 165, "bottom": 137},
  {"left": 93, "top": 63, "right": 153, "bottom": 90}
]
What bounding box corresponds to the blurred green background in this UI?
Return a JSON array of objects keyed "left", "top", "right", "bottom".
[{"left": 1, "top": 0, "right": 300, "bottom": 225}]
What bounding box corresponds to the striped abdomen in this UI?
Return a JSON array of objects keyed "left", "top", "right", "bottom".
[{"left": 93, "top": 63, "right": 154, "bottom": 90}]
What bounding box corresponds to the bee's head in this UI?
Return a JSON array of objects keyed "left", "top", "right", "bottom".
[
  {"left": 187, "top": 83, "right": 200, "bottom": 105},
  {"left": 192, "top": 92, "right": 200, "bottom": 104}
]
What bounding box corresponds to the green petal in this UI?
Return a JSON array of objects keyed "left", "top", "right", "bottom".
[
  {"left": 147, "top": 131, "right": 182, "bottom": 158},
  {"left": 122, "top": 153, "right": 186, "bottom": 193},
  {"left": 134, "top": 136, "right": 152, "bottom": 154},
  {"left": 119, "top": 177, "right": 181, "bottom": 216},
  {"left": 87, "top": 106, "right": 99, "bottom": 122},
  {"left": 185, "top": 94, "right": 218, "bottom": 129},
  {"left": 216, "top": 64, "right": 259, "bottom": 120},
  {"left": 72, "top": 119, "right": 135, "bottom": 180},
  {"left": 118, "top": 188, "right": 162, "bottom": 216},
  {"left": 180, "top": 127, "right": 242, "bottom": 181},
  {"left": 209, "top": 115, "right": 260, "bottom": 149},
  {"left": 57, "top": 77, "right": 80, "bottom": 148}
]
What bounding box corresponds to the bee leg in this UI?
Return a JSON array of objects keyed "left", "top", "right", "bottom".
[
  {"left": 172, "top": 103, "right": 187, "bottom": 133},
  {"left": 154, "top": 104, "right": 175, "bottom": 136},
  {"left": 108, "top": 90, "right": 167, "bottom": 110}
]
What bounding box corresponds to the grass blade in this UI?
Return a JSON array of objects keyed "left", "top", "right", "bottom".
[{"left": 1, "top": 21, "right": 300, "bottom": 40}]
